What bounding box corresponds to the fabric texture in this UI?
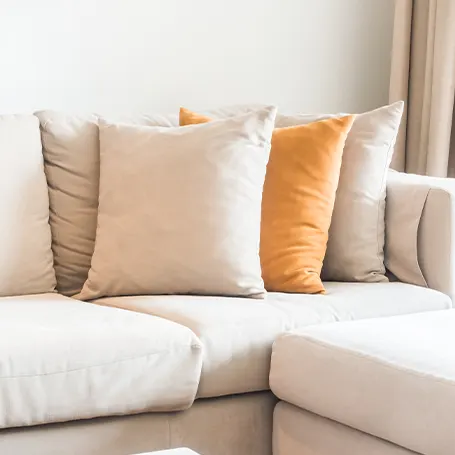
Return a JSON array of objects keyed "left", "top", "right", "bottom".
[
  {"left": 274, "top": 402, "right": 415, "bottom": 455},
  {"left": 77, "top": 108, "right": 276, "bottom": 300},
  {"left": 35, "top": 110, "right": 177, "bottom": 296},
  {"left": 95, "top": 282, "right": 450, "bottom": 398},
  {"left": 0, "top": 115, "right": 56, "bottom": 296},
  {"left": 270, "top": 310, "right": 455, "bottom": 455},
  {"left": 0, "top": 392, "right": 275, "bottom": 455},
  {"left": 386, "top": 170, "right": 455, "bottom": 300},
  {"left": 389, "top": 0, "right": 455, "bottom": 176},
  {"left": 0, "top": 293, "right": 202, "bottom": 429},
  {"left": 179, "top": 108, "right": 355, "bottom": 293},
  {"left": 181, "top": 103, "right": 404, "bottom": 285}
]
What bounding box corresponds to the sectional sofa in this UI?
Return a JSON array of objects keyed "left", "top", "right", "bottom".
[{"left": 1, "top": 109, "right": 454, "bottom": 455}]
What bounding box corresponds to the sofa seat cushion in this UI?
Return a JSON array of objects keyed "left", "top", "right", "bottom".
[
  {"left": 270, "top": 310, "right": 455, "bottom": 455},
  {"left": 270, "top": 281, "right": 452, "bottom": 328},
  {"left": 96, "top": 293, "right": 290, "bottom": 398},
  {"left": 0, "top": 294, "right": 202, "bottom": 429},
  {"left": 95, "top": 282, "right": 451, "bottom": 398}
]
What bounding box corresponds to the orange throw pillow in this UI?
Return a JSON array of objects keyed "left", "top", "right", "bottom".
[{"left": 180, "top": 108, "right": 355, "bottom": 294}]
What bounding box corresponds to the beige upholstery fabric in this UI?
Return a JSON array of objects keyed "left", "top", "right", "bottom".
[
  {"left": 78, "top": 108, "right": 276, "bottom": 300},
  {"left": 0, "top": 392, "right": 276, "bottom": 455},
  {"left": 274, "top": 402, "right": 415, "bottom": 455},
  {"left": 0, "top": 115, "right": 55, "bottom": 296},
  {"left": 386, "top": 170, "right": 455, "bottom": 300},
  {"left": 270, "top": 310, "right": 455, "bottom": 455},
  {"left": 276, "top": 103, "right": 404, "bottom": 282},
  {"left": 385, "top": 171, "right": 429, "bottom": 287},
  {"left": 35, "top": 111, "right": 177, "bottom": 296},
  {"left": 96, "top": 282, "right": 451, "bottom": 398},
  {"left": 0, "top": 293, "right": 202, "bottom": 429}
]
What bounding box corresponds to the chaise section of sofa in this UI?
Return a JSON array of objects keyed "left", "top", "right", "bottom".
[{"left": 270, "top": 310, "right": 455, "bottom": 455}]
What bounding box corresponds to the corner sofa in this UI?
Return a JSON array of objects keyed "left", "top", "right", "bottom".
[{"left": 1, "top": 110, "right": 454, "bottom": 455}]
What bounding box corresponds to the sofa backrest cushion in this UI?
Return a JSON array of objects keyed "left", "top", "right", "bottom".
[
  {"left": 0, "top": 115, "right": 56, "bottom": 296},
  {"left": 35, "top": 111, "right": 177, "bottom": 296}
]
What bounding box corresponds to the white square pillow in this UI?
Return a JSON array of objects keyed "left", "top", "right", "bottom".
[
  {"left": 0, "top": 115, "right": 56, "bottom": 296},
  {"left": 276, "top": 102, "right": 404, "bottom": 282},
  {"left": 76, "top": 107, "right": 276, "bottom": 300}
]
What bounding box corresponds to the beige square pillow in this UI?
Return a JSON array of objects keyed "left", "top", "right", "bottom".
[
  {"left": 76, "top": 107, "right": 276, "bottom": 300},
  {"left": 0, "top": 115, "right": 56, "bottom": 296},
  {"left": 35, "top": 111, "right": 177, "bottom": 296}
]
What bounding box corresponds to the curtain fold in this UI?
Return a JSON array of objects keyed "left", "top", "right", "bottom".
[{"left": 389, "top": 0, "right": 455, "bottom": 177}]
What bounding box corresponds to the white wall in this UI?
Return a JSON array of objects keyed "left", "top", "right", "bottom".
[{"left": 1, "top": 0, "right": 395, "bottom": 115}]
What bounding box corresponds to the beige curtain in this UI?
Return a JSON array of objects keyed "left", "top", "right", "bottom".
[{"left": 389, "top": 0, "right": 455, "bottom": 177}]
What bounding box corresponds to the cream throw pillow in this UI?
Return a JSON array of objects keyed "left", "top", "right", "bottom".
[
  {"left": 76, "top": 107, "right": 276, "bottom": 300},
  {"left": 0, "top": 115, "right": 56, "bottom": 296}
]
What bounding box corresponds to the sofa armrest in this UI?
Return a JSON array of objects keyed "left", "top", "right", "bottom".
[{"left": 385, "top": 170, "right": 455, "bottom": 300}]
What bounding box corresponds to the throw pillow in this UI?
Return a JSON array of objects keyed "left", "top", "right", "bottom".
[
  {"left": 0, "top": 115, "right": 56, "bottom": 296},
  {"left": 180, "top": 108, "right": 355, "bottom": 293},
  {"left": 35, "top": 110, "right": 177, "bottom": 296},
  {"left": 76, "top": 107, "right": 277, "bottom": 300}
]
